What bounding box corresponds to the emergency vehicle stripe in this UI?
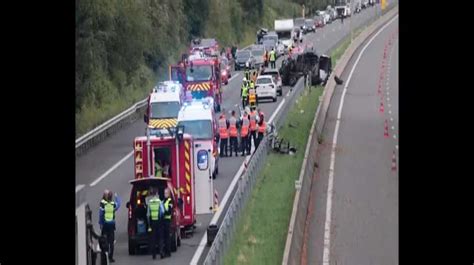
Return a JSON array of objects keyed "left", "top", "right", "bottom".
[
  {"left": 148, "top": 118, "right": 178, "bottom": 129},
  {"left": 184, "top": 140, "right": 192, "bottom": 195},
  {"left": 187, "top": 82, "right": 211, "bottom": 91}
]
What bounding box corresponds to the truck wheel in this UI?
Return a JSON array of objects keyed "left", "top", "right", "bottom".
[
  {"left": 128, "top": 239, "right": 136, "bottom": 255},
  {"left": 171, "top": 230, "right": 178, "bottom": 252}
]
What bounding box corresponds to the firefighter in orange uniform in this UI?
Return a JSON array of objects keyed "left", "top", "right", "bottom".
[
  {"left": 228, "top": 110, "right": 239, "bottom": 157},
  {"left": 218, "top": 112, "right": 230, "bottom": 157}
]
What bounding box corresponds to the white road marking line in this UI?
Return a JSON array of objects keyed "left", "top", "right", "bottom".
[
  {"left": 391, "top": 126, "right": 395, "bottom": 130},
  {"left": 390, "top": 117, "right": 394, "bottom": 122},
  {"left": 76, "top": 184, "right": 85, "bottom": 193},
  {"left": 322, "top": 14, "right": 398, "bottom": 265},
  {"left": 393, "top": 134, "right": 397, "bottom": 139},
  {"left": 387, "top": 97, "right": 390, "bottom": 101},
  {"left": 396, "top": 145, "right": 399, "bottom": 149},
  {"left": 389, "top": 110, "right": 392, "bottom": 114},
  {"left": 228, "top": 72, "right": 240, "bottom": 82},
  {"left": 90, "top": 150, "right": 134, "bottom": 186}
]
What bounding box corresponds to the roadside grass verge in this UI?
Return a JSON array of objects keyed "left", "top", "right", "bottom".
[{"left": 224, "top": 85, "right": 323, "bottom": 265}]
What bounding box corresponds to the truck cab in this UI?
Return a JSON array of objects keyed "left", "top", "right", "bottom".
[
  {"left": 177, "top": 97, "right": 219, "bottom": 214},
  {"left": 144, "top": 81, "right": 185, "bottom": 135}
]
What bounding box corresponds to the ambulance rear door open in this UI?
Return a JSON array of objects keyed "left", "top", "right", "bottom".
[{"left": 193, "top": 139, "right": 214, "bottom": 214}]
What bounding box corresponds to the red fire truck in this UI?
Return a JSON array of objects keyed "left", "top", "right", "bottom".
[
  {"left": 170, "top": 54, "right": 223, "bottom": 113},
  {"left": 126, "top": 130, "right": 197, "bottom": 255}
]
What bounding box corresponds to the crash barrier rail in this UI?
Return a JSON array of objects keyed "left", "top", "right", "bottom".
[
  {"left": 75, "top": 98, "right": 148, "bottom": 156},
  {"left": 282, "top": 4, "right": 398, "bottom": 265},
  {"left": 202, "top": 74, "right": 307, "bottom": 265},
  {"left": 200, "top": 4, "right": 398, "bottom": 264}
]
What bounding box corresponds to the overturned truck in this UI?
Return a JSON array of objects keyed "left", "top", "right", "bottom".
[{"left": 279, "top": 47, "right": 332, "bottom": 87}]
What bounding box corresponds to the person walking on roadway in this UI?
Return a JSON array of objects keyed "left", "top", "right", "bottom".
[
  {"left": 240, "top": 108, "right": 250, "bottom": 156},
  {"left": 269, "top": 48, "right": 276, "bottom": 69},
  {"left": 228, "top": 110, "right": 240, "bottom": 157},
  {"left": 218, "top": 112, "right": 230, "bottom": 157},
  {"left": 147, "top": 188, "right": 162, "bottom": 260},
  {"left": 99, "top": 190, "right": 121, "bottom": 263},
  {"left": 160, "top": 188, "right": 173, "bottom": 258}
]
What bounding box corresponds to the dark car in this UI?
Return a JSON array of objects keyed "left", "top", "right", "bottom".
[
  {"left": 302, "top": 19, "right": 316, "bottom": 34},
  {"left": 126, "top": 178, "right": 182, "bottom": 255},
  {"left": 234, "top": 50, "right": 255, "bottom": 70},
  {"left": 279, "top": 47, "right": 332, "bottom": 87}
]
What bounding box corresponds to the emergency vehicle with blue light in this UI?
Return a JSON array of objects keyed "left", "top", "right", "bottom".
[
  {"left": 177, "top": 97, "right": 219, "bottom": 214},
  {"left": 144, "top": 81, "right": 185, "bottom": 135}
]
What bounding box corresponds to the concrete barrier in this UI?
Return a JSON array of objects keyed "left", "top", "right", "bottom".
[{"left": 281, "top": 5, "right": 398, "bottom": 265}]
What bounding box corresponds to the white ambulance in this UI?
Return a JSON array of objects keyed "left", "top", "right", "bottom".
[
  {"left": 144, "top": 81, "right": 185, "bottom": 135},
  {"left": 177, "top": 97, "right": 219, "bottom": 214}
]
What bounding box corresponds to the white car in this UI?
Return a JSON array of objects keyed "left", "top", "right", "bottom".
[{"left": 255, "top": 75, "right": 277, "bottom": 102}]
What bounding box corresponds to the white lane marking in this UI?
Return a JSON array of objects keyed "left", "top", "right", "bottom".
[
  {"left": 389, "top": 110, "right": 392, "bottom": 114},
  {"left": 387, "top": 97, "right": 390, "bottom": 101},
  {"left": 190, "top": 89, "right": 288, "bottom": 265},
  {"left": 228, "top": 72, "right": 240, "bottom": 83},
  {"left": 322, "top": 14, "right": 398, "bottom": 265},
  {"left": 90, "top": 150, "right": 134, "bottom": 187},
  {"left": 390, "top": 117, "right": 394, "bottom": 122},
  {"left": 395, "top": 145, "right": 398, "bottom": 149},
  {"left": 391, "top": 126, "right": 395, "bottom": 130},
  {"left": 393, "top": 134, "right": 397, "bottom": 139},
  {"left": 76, "top": 184, "right": 85, "bottom": 193}
]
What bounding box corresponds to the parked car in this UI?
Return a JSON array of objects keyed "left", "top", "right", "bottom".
[
  {"left": 255, "top": 75, "right": 277, "bottom": 102},
  {"left": 235, "top": 50, "right": 255, "bottom": 70},
  {"left": 314, "top": 15, "right": 325, "bottom": 28},
  {"left": 261, "top": 68, "right": 283, "bottom": 96}
]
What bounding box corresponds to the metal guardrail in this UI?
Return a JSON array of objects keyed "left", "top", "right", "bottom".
[{"left": 75, "top": 97, "right": 148, "bottom": 156}]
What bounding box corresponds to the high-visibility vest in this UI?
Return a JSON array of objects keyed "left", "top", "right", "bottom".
[
  {"left": 163, "top": 198, "right": 172, "bottom": 220},
  {"left": 249, "top": 111, "right": 257, "bottom": 131},
  {"left": 248, "top": 89, "right": 256, "bottom": 103},
  {"left": 218, "top": 117, "right": 229, "bottom": 139},
  {"left": 149, "top": 197, "right": 161, "bottom": 221},
  {"left": 229, "top": 117, "right": 238, "bottom": 137},
  {"left": 242, "top": 85, "right": 248, "bottom": 98},
  {"left": 155, "top": 162, "right": 163, "bottom": 178},
  {"left": 241, "top": 117, "right": 249, "bottom": 137},
  {"left": 258, "top": 120, "right": 267, "bottom": 134},
  {"left": 102, "top": 199, "right": 115, "bottom": 222},
  {"left": 270, "top": 51, "right": 276, "bottom": 61},
  {"left": 250, "top": 81, "right": 255, "bottom": 89}
]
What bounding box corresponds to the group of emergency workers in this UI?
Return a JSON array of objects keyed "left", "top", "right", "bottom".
[
  {"left": 218, "top": 106, "right": 266, "bottom": 157},
  {"left": 263, "top": 48, "right": 277, "bottom": 69}
]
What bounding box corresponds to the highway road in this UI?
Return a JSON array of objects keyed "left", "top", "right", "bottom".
[
  {"left": 301, "top": 14, "right": 398, "bottom": 265},
  {"left": 75, "top": 6, "right": 381, "bottom": 265}
]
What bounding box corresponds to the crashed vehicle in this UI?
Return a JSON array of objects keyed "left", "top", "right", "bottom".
[
  {"left": 256, "top": 28, "right": 269, "bottom": 44},
  {"left": 279, "top": 46, "right": 332, "bottom": 87}
]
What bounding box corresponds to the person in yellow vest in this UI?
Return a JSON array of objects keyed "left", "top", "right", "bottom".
[
  {"left": 228, "top": 110, "right": 240, "bottom": 157},
  {"left": 155, "top": 159, "right": 163, "bottom": 178},
  {"left": 240, "top": 109, "right": 250, "bottom": 156},
  {"left": 218, "top": 113, "right": 229, "bottom": 157},
  {"left": 99, "top": 190, "right": 121, "bottom": 263},
  {"left": 241, "top": 78, "right": 249, "bottom": 109},
  {"left": 269, "top": 48, "right": 276, "bottom": 69},
  {"left": 160, "top": 188, "right": 173, "bottom": 258},
  {"left": 255, "top": 110, "right": 266, "bottom": 150},
  {"left": 147, "top": 188, "right": 162, "bottom": 260}
]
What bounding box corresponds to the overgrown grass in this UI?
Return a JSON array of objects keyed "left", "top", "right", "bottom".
[{"left": 224, "top": 85, "right": 323, "bottom": 265}]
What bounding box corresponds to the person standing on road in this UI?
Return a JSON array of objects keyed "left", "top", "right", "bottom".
[
  {"left": 160, "top": 188, "right": 173, "bottom": 258},
  {"left": 240, "top": 109, "right": 250, "bottom": 156},
  {"left": 147, "top": 188, "right": 162, "bottom": 260},
  {"left": 99, "top": 190, "right": 121, "bottom": 263},
  {"left": 248, "top": 108, "right": 259, "bottom": 152},
  {"left": 255, "top": 110, "right": 266, "bottom": 150},
  {"left": 218, "top": 112, "right": 230, "bottom": 157},
  {"left": 228, "top": 110, "right": 240, "bottom": 157},
  {"left": 269, "top": 48, "right": 276, "bottom": 69},
  {"left": 241, "top": 78, "right": 249, "bottom": 109}
]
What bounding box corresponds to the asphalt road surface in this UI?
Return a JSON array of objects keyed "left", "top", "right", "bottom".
[
  {"left": 75, "top": 6, "right": 381, "bottom": 265},
  {"left": 302, "top": 14, "right": 398, "bottom": 265}
]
